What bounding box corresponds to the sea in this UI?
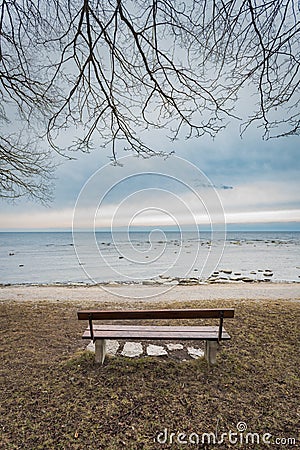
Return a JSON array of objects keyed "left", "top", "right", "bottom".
[{"left": 0, "top": 231, "right": 299, "bottom": 285}]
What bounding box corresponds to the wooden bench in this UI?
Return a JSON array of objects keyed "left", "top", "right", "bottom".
[{"left": 77, "top": 308, "right": 235, "bottom": 365}]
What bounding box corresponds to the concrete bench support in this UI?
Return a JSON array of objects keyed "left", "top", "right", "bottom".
[
  {"left": 95, "top": 339, "right": 106, "bottom": 364},
  {"left": 205, "top": 341, "right": 218, "bottom": 365}
]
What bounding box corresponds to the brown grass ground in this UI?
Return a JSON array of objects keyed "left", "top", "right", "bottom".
[{"left": 0, "top": 298, "right": 299, "bottom": 449}]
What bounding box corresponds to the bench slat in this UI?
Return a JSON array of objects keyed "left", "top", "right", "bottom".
[
  {"left": 78, "top": 308, "right": 234, "bottom": 321},
  {"left": 83, "top": 325, "right": 231, "bottom": 340},
  {"left": 91, "top": 324, "right": 220, "bottom": 331}
]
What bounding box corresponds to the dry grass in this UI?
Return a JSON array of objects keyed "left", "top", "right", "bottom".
[{"left": 0, "top": 298, "right": 299, "bottom": 449}]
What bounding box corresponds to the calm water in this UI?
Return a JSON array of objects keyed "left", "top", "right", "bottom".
[{"left": 0, "top": 231, "right": 299, "bottom": 284}]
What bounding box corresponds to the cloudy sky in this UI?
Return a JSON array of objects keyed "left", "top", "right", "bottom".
[
  {"left": 1, "top": 1, "right": 299, "bottom": 233},
  {"left": 0, "top": 114, "right": 299, "bottom": 232}
]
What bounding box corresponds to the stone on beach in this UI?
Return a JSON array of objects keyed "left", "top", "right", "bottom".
[
  {"left": 164, "top": 280, "right": 179, "bottom": 285},
  {"left": 209, "top": 279, "right": 240, "bottom": 284},
  {"left": 178, "top": 278, "right": 199, "bottom": 285},
  {"left": 142, "top": 279, "right": 158, "bottom": 285}
]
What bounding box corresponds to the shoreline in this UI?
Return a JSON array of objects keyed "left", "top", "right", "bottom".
[
  {"left": 1, "top": 282, "right": 299, "bottom": 303},
  {"left": 1, "top": 280, "right": 299, "bottom": 287}
]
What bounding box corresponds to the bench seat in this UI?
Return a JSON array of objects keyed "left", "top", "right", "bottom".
[{"left": 82, "top": 324, "right": 231, "bottom": 340}]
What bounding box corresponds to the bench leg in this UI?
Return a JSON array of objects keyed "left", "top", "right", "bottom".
[
  {"left": 205, "top": 341, "right": 218, "bottom": 365},
  {"left": 95, "top": 339, "right": 106, "bottom": 364}
]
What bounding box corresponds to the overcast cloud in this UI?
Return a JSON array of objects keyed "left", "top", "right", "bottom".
[{"left": 0, "top": 115, "right": 299, "bottom": 231}]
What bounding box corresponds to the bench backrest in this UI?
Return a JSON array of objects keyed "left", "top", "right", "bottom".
[{"left": 77, "top": 308, "right": 234, "bottom": 321}]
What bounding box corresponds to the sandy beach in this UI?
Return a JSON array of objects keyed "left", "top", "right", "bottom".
[{"left": 1, "top": 282, "right": 299, "bottom": 304}]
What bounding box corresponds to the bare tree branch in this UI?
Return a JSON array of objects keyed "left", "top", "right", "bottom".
[{"left": 0, "top": 0, "right": 299, "bottom": 200}]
